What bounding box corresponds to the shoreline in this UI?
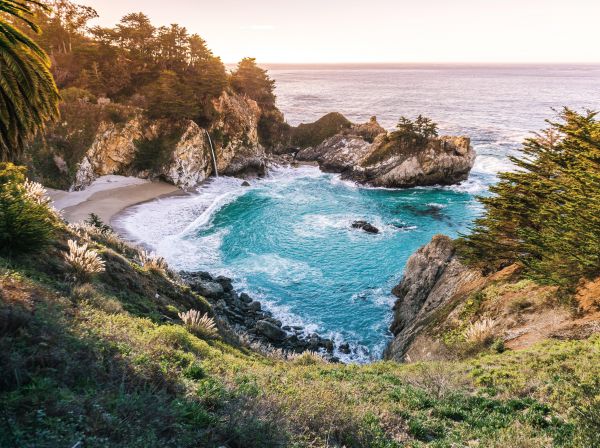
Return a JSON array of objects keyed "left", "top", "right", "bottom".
[{"left": 47, "top": 176, "right": 182, "bottom": 225}]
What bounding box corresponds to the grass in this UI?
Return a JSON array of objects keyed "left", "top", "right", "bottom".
[{"left": 0, "top": 226, "right": 598, "bottom": 447}]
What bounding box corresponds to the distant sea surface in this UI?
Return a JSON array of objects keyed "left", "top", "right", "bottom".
[
  {"left": 268, "top": 63, "right": 600, "bottom": 177},
  {"left": 121, "top": 64, "right": 600, "bottom": 362}
]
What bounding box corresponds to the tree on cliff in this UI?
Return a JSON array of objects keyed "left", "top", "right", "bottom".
[
  {"left": 393, "top": 115, "right": 438, "bottom": 146},
  {"left": 0, "top": 0, "right": 59, "bottom": 161},
  {"left": 459, "top": 108, "right": 600, "bottom": 292},
  {"left": 230, "top": 57, "right": 276, "bottom": 109}
]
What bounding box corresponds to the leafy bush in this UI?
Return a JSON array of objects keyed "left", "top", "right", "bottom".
[
  {"left": 459, "top": 109, "right": 600, "bottom": 292},
  {"left": 291, "top": 112, "right": 352, "bottom": 148},
  {"left": 0, "top": 163, "right": 57, "bottom": 255}
]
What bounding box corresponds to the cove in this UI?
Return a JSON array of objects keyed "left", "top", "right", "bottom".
[{"left": 120, "top": 166, "right": 481, "bottom": 362}]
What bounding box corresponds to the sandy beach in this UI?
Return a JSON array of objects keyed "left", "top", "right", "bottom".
[{"left": 47, "top": 175, "right": 180, "bottom": 225}]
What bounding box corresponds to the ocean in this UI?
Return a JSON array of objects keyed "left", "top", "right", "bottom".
[{"left": 118, "top": 64, "right": 600, "bottom": 362}]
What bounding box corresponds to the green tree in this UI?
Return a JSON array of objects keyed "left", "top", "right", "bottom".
[
  {"left": 459, "top": 109, "right": 600, "bottom": 292},
  {"left": 230, "top": 57, "right": 276, "bottom": 108},
  {"left": 0, "top": 0, "right": 60, "bottom": 161}
]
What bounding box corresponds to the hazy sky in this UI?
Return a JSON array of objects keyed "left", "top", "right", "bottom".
[{"left": 83, "top": 0, "right": 600, "bottom": 64}]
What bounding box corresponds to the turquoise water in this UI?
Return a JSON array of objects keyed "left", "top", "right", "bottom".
[
  {"left": 121, "top": 167, "right": 479, "bottom": 361},
  {"left": 120, "top": 64, "right": 600, "bottom": 361}
]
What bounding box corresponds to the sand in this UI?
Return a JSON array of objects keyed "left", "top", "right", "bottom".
[{"left": 47, "top": 175, "right": 180, "bottom": 225}]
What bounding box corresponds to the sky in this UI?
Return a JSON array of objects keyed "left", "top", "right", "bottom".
[{"left": 82, "top": 0, "right": 600, "bottom": 64}]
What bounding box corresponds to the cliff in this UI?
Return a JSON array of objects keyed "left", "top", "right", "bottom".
[
  {"left": 385, "top": 235, "right": 600, "bottom": 362},
  {"left": 27, "top": 90, "right": 267, "bottom": 190},
  {"left": 296, "top": 117, "right": 476, "bottom": 188}
]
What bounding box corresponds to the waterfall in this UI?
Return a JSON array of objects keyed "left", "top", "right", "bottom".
[{"left": 204, "top": 129, "right": 219, "bottom": 177}]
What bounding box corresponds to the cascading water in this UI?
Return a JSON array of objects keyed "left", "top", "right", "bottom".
[{"left": 204, "top": 129, "right": 219, "bottom": 177}]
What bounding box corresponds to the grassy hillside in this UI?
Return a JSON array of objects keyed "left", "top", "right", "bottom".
[{"left": 1, "top": 194, "right": 598, "bottom": 447}]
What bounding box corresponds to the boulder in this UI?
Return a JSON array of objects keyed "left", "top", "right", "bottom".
[
  {"left": 256, "top": 320, "right": 287, "bottom": 341},
  {"left": 352, "top": 220, "right": 379, "bottom": 234},
  {"left": 215, "top": 275, "right": 234, "bottom": 292},
  {"left": 247, "top": 301, "right": 262, "bottom": 312},
  {"left": 239, "top": 293, "right": 253, "bottom": 304},
  {"left": 190, "top": 280, "right": 224, "bottom": 299}
]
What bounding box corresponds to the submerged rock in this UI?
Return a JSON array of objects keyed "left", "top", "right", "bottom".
[{"left": 352, "top": 220, "right": 380, "bottom": 234}]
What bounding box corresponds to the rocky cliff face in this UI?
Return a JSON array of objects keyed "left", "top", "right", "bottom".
[
  {"left": 384, "top": 235, "right": 482, "bottom": 361},
  {"left": 68, "top": 90, "right": 265, "bottom": 190},
  {"left": 385, "top": 235, "right": 600, "bottom": 363},
  {"left": 296, "top": 117, "right": 475, "bottom": 188}
]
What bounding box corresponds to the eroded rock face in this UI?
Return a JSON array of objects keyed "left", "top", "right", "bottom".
[
  {"left": 384, "top": 235, "right": 481, "bottom": 361},
  {"left": 74, "top": 118, "right": 145, "bottom": 189},
  {"left": 297, "top": 117, "right": 475, "bottom": 188},
  {"left": 72, "top": 91, "right": 266, "bottom": 190},
  {"left": 354, "top": 136, "right": 475, "bottom": 188}
]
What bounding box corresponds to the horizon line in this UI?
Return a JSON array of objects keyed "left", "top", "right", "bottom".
[{"left": 224, "top": 61, "right": 600, "bottom": 66}]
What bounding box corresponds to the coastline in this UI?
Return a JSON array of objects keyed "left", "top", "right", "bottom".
[{"left": 47, "top": 175, "right": 181, "bottom": 225}]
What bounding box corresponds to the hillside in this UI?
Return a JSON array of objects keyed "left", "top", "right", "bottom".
[{"left": 1, "top": 202, "right": 598, "bottom": 447}]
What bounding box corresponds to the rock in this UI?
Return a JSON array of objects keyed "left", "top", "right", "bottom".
[
  {"left": 215, "top": 275, "right": 234, "bottom": 292},
  {"left": 241, "top": 181, "right": 250, "bottom": 187},
  {"left": 70, "top": 90, "right": 267, "bottom": 190},
  {"left": 247, "top": 301, "right": 261, "bottom": 312},
  {"left": 296, "top": 115, "right": 475, "bottom": 188},
  {"left": 239, "top": 293, "right": 253, "bottom": 304},
  {"left": 339, "top": 342, "right": 351, "bottom": 354},
  {"left": 256, "top": 320, "right": 287, "bottom": 342},
  {"left": 352, "top": 220, "right": 379, "bottom": 234},
  {"left": 189, "top": 279, "right": 224, "bottom": 299},
  {"left": 384, "top": 235, "right": 481, "bottom": 361}
]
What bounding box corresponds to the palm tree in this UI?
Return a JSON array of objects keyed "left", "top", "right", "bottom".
[{"left": 0, "top": 0, "right": 59, "bottom": 161}]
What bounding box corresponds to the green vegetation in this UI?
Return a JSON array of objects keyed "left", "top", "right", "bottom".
[
  {"left": 0, "top": 0, "right": 59, "bottom": 161},
  {"left": 291, "top": 112, "right": 352, "bottom": 148},
  {"left": 132, "top": 123, "right": 186, "bottom": 172},
  {"left": 459, "top": 109, "right": 600, "bottom": 292},
  {"left": 395, "top": 115, "right": 439, "bottom": 142},
  {"left": 21, "top": 5, "right": 227, "bottom": 125},
  {"left": 0, "top": 163, "right": 57, "bottom": 255},
  {"left": 0, "top": 170, "right": 598, "bottom": 447},
  {"left": 361, "top": 115, "right": 438, "bottom": 166}
]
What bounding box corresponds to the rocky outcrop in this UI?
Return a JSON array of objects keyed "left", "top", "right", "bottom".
[
  {"left": 296, "top": 116, "right": 475, "bottom": 188},
  {"left": 182, "top": 271, "right": 337, "bottom": 359},
  {"left": 72, "top": 90, "right": 266, "bottom": 190},
  {"left": 384, "top": 235, "right": 482, "bottom": 361},
  {"left": 351, "top": 220, "right": 379, "bottom": 234}
]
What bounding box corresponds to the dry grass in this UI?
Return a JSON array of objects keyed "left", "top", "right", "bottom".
[
  {"left": 138, "top": 250, "right": 169, "bottom": 274},
  {"left": 464, "top": 318, "right": 496, "bottom": 343},
  {"left": 178, "top": 309, "right": 218, "bottom": 339},
  {"left": 63, "top": 239, "right": 105, "bottom": 279}
]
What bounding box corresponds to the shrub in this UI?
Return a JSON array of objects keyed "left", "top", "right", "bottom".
[
  {"left": 63, "top": 239, "right": 105, "bottom": 280},
  {"left": 0, "top": 163, "right": 57, "bottom": 255},
  {"left": 85, "top": 213, "right": 112, "bottom": 234},
  {"left": 178, "top": 309, "right": 218, "bottom": 339}
]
